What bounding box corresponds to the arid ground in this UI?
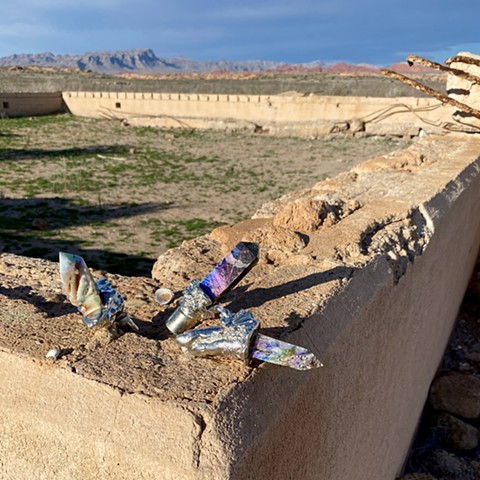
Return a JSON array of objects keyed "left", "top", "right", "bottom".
[{"left": 0, "top": 114, "right": 412, "bottom": 275}]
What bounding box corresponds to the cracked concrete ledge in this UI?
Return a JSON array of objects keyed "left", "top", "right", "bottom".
[{"left": 1, "top": 133, "right": 480, "bottom": 479}]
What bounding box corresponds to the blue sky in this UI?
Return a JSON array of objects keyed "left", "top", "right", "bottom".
[{"left": 1, "top": 0, "right": 480, "bottom": 65}]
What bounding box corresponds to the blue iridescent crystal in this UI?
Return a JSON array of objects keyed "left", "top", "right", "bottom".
[
  {"left": 200, "top": 242, "right": 259, "bottom": 300},
  {"left": 166, "top": 242, "right": 259, "bottom": 335}
]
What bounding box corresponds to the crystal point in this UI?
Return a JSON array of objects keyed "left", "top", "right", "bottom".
[
  {"left": 251, "top": 333, "right": 323, "bottom": 370},
  {"left": 59, "top": 252, "right": 136, "bottom": 330},
  {"left": 59, "top": 252, "right": 103, "bottom": 324},
  {"left": 200, "top": 241, "right": 259, "bottom": 301}
]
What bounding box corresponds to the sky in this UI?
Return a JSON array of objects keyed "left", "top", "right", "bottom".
[{"left": 1, "top": 0, "right": 480, "bottom": 66}]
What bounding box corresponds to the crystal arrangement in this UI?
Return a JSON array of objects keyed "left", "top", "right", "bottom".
[{"left": 58, "top": 244, "right": 321, "bottom": 372}]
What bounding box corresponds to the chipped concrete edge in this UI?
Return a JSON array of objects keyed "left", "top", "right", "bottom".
[{"left": 188, "top": 135, "right": 480, "bottom": 479}]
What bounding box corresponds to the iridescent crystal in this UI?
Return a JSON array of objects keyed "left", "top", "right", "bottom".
[
  {"left": 59, "top": 252, "right": 103, "bottom": 325},
  {"left": 251, "top": 334, "right": 323, "bottom": 370},
  {"left": 200, "top": 242, "right": 259, "bottom": 300},
  {"left": 59, "top": 252, "right": 138, "bottom": 331},
  {"left": 166, "top": 242, "right": 259, "bottom": 335},
  {"left": 174, "top": 306, "right": 322, "bottom": 370}
]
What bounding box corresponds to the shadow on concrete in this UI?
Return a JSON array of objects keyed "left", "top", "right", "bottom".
[
  {"left": 226, "top": 266, "right": 353, "bottom": 313},
  {"left": 0, "top": 285, "right": 75, "bottom": 318},
  {"left": 135, "top": 310, "right": 175, "bottom": 341}
]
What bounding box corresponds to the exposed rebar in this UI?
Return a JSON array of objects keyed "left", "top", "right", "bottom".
[
  {"left": 407, "top": 54, "right": 480, "bottom": 84},
  {"left": 381, "top": 69, "right": 480, "bottom": 119},
  {"left": 445, "top": 55, "right": 480, "bottom": 68}
]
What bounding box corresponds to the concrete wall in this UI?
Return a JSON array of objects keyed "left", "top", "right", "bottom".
[
  {"left": 62, "top": 91, "right": 455, "bottom": 136},
  {"left": 0, "top": 90, "right": 455, "bottom": 137},
  {"left": 1, "top": 133, "right": 480, "bottom": 479},
  {"left": 0, "top": 92, "right": 66, "bottom": 117}
]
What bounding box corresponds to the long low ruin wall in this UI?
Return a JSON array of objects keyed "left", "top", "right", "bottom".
[
  {"left": 1, "top": 133, "right": 480, "bottom": 479},
  {"left": 0, "top": 92, "right": 66, "bottom": 117},
  {"left": 62, "top": 91, "right": 455, "bottom": 137},
  {"left": 0, "top": 90, "right": 455, "bottom": 137}
]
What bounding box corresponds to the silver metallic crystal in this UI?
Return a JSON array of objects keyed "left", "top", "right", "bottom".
[
  {"left": 166, "top": 280, "right": 213, "bottom": 335},
  {"left": 174, "top": 306, "right": 323, "bottom": 370},
  {"left": 174, "top": 306, "right": 259, "bottom": 363}
]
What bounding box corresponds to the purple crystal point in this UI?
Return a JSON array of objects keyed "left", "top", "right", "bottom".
[
  {"left": 200, "top": 242, "right": 259, "bottom": 301},
  {"left": 166, "top": 242, "right": 259, "bottom": 335}
]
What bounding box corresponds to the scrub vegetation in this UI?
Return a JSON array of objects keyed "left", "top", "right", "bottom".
[{"left": 0, "top": 113, "right": 411, "bottom": 275}]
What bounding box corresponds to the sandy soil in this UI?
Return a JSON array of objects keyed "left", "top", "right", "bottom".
[{"left": 0, "top": 114, "right": 412, "bottom": 275}]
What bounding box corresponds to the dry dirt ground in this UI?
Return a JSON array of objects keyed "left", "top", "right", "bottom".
[
  {"left": 0, "top": 114, "right": 411, "bottom": 275},
  {"left": 0, "top": 67, "right": 446, "bottom": 96}
]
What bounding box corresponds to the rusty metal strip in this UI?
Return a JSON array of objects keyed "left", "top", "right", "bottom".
[
  {"left": 445, "top": 55, "right": 480, "bottom": 68},
  {"left": 406, "top": 54, "right": 480, "bottom": 84},
  {"left": 381, "top": 69, "right": 480, "bottom": 119}
]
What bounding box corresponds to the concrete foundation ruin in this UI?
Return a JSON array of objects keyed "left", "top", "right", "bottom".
[
  {"left": 2, "top": 53, "right": 480, "bottom": 479},
  {"left": 1, "top": 90, "right": 454, "bottom": 138},
  {"left": 1, "top": 132, "right": 480, "bottom": 479}
]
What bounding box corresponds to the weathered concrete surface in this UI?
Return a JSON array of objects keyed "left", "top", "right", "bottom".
[
  {"left": 63, "top": 91, "right": 454, "bottom": 137},
  {"left": 1, "top": 133, "right": 480, "bottom": 479}
]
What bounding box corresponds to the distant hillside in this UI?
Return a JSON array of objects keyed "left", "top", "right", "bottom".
[
  {"left": 0, "top": 49, "right": 285, "bottom": 74},
  {"left": 0, "top": 48, "right": 437, "bottom": 75},
  {"left": 267, "top": 61, "right": 436, "bottom": 75}
]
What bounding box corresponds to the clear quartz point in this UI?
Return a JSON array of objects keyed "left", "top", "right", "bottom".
[{"left": 251, "top": 333, "right": 323, "bottom": 370}]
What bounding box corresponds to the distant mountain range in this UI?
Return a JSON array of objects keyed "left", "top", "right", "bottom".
[{"left": 0, "top": 48, "right": 437, "bottom": 75}]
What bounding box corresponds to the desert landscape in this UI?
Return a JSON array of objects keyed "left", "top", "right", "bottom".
[
  {"left": 0, "top": 109, "right": 411, "bottom": 275},
  {"left": 2, "top": 62, "right": 480, "bottom": 479},
  {"left": 1, "top": 64, "right": 451, "bottom": 276}
]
